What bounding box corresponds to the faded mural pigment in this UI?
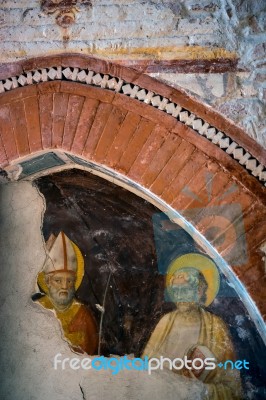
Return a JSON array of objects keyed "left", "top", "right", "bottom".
[{"left": 29, "top": 169, "right": 265, "bottom": 399}]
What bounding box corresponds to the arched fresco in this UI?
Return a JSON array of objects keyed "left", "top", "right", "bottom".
[{"left": 30, "top": 167, "right": 265, "bottom": 399}]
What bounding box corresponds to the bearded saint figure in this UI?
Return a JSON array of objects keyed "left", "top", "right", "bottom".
[
  {"left": 35, "top": 231, "right": 98, "bottom": 355},
  {"left": 142, "top": 253, "right": 242, "bottom": 400}
]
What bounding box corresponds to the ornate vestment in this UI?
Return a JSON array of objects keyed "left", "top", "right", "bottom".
[{"left": 38, "top": 296, "right": 98, "bottom": 355}]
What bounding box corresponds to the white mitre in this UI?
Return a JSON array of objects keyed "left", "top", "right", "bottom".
[{"left": 43, "top": 232, "right": 77, "bottom": 275}]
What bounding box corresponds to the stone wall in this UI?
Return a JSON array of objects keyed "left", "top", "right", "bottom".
[
  {"left": 0, "top": 0, "right": 265, "bottom": 147},
  {"left": 0, "top": 3, "right": 265, "bottom": 399}
]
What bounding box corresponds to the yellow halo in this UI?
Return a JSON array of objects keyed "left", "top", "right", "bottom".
[
  {"left": 37, "top": 240, "right": 85, "bottom": 294},
  {"left": 166, "top": 253, "right": 220, "bottom": 306}
]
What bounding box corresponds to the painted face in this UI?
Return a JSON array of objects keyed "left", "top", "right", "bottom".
[
  {"left": 46, "top": 271, "right": 76, "bottom": 308},
  {"left": 168, "top": 267, "right": 200, "bottom": 303}
]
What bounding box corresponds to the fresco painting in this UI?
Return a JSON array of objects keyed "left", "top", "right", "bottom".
[
  {"left": 143, "top": 254, "right": 242, "bottom": 399},
  {"left": 32, "top": 169, "right": 265, "bottom": 399},
  {"left": 35, "top": 232, "right": 98, "bottom": 355}
]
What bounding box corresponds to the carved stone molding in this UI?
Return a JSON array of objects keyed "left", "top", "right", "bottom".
[
  {"left": 41, "top": 0, "right": 92, "bottom": 27},
  {"left": 0, "top": 65, "right": 265, "bottom": 186},
  {"left": 41, "top": 0, "right": 92, "bottom": 13}
]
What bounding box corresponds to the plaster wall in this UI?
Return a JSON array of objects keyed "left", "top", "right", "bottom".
[{"left": 0, "top": 180, "right": 205, "bottom": 400}]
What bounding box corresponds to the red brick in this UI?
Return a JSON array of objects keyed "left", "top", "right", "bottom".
[
  {"left": 195, "top": 185, "right": 255, "bottom": 244},
  {"left": 174, "top": 160, "right": 219, "bottom": 211},
  {"left": 241, "top": 202, "right": 266, "bottom": 234},
  {"left": 0, "top": 85, "right": 37, "bottom": 106},
  {"left": 172, "top": 123, "right": 230, "bottom": 164},
  {"left": 24, "top": 96, "right": 42, "bottom": 153},
  {"left": 37, "top": 81, "right": 61, "bottom": 94},
  {"left": 132, "top": 59, "right": 238, "bottom": 82},
  {"left": 218, "top": 205, "right": 266, "bottom": 264},
  {"left": 118, "top": 118, "right": 155, "bottom": 174},
  {"left": 61, "top": 81, "right": 114, "bottom": 103},
  {"left": 177, "top": 171, "right": 233, "bottom": 239},
  {"left": 242, "top": 263, "right": 265, "bottom": 284},
  {"left": 150, "top": 139, "right": 195, "bottom": 195},
  {"left": 71, "top": 97, "right": 99, "bottom": 154},
  {"left": 216, "top": 182, "right": 254, "bottom": 209},
  {"left": 132, "top": 73, "right": 174, "bottom": 99},
  {"left": 246, "top": 280, "right": 266, "bottom": 303},
  {"left": 186, "top": 169, "right": 231, "bottom": 210},
  {"left": 170, "top": 99, "right": 266, "bottom": 167},
  {"left": 9, "top": 101, "right": 29, "bottom": 157},
  {"left": 106, "top": 111, "right": 141, "bottom": 168},
  {"left": 0, "top": 133, "right": 8, "bottom": 166},
  {"left": 94, "top": 107, "right": 127, "bottom": 163},
  {"left": 172, "top": 124, "right": 266, "bottom": 203},
  {"left": 22, "top": 55, "right": 63, "bottom": 73},
  {"left": 140, "top": 133, "right": 181, "bottom": 189},
  {"left": 202, "top": 214, "right": 240, "bottom": 256},
  {"left": 62, "top": 55, "right": 103, "bottom": 72},
  {"left": 0, "top": 54, "right": 265, "bottom": 318},
  {"left": 233, "top": 253, "right": 262, "bottom": 276},
  {"left": 83, "top": 102, "right": 113, "bottom": 158},
  {"left": 0, "top": 61, "right": 23, "bottom": 80},
  {"left": 162, "top": 151, "right": 210, "bottom": 205},
  {"left": 244, "top": 218, "right": 266, "bottom": 254},
  {"left": 52, "top": 92, "right": 69, "bottom": 148},
  {"left": 241, "top": 283, "right": 265, "bottom": 318},
  {"left": 1, "top": 54, "right": 265, "bottom": 165},
  {"left": 62, "top": 95, "right": 85, "bottom": 151},
  {"left": 189, "top": 164, "right": 218, "bottom": 209},
  {"left": 128, "top": 125, "right": 170, "bottom": 181},
  {"left": 220, "top": 209, "right": 266, "bottom": 262},
  {"left": 0, "top": 105, "right": 18, "bottom": 161},
  {"left": 108, "top": 62, "right": 141, "bottom": 84},
  {"left": 113, "top": 93, "right": 176, "bottom": 131},
  {"left": 39, "top": 94, "right": 53, "bottom": 149}
]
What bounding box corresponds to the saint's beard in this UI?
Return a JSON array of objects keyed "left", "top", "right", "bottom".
[
  {"left": 48, "top": 286, "right": 75, "bottom": 307},
  {"left": 169, "top": 284, "right": 199, "bottom": 303}
]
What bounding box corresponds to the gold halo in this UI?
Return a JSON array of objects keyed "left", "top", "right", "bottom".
[
  {"left": 166, "top": 253, "right": 220, "bottom": 306},
  {"left": 37, "top": 240, "right": 85, "bottom": 294}
]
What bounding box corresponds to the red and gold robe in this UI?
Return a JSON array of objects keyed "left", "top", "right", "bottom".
[{"left": 38, "top": 296, "right": 98, "bottom": 355}]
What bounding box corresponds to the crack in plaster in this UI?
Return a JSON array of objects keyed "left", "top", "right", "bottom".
[{"left": 79, "top": 384, "right": 86, "bottom": 400}]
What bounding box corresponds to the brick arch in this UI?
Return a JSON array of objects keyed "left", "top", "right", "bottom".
[{"left": 0, "top": 54, "right": 265, "bottom": 321}]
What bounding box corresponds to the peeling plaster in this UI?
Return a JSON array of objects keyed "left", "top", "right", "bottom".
[{"left": 0, "top": 180, "right": 206, "bottom": 400}]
